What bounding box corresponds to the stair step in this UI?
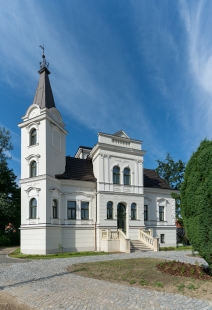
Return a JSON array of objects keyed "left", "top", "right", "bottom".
[{"left": 130, "top": 240, "right": 153, "bottom": 252}]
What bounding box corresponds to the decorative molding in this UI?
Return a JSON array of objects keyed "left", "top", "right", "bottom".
[
  {"left": 25, "top": 154, "right": 41, "bottom": 163},
  {"left": 111, "top": 138, "right": 130, "bottom": 146},
  {"left": 63, "top": 191, "right": 96, "bottom": 199},
  {"left": 26, "top": 121, "right": 40, "bottom": 132},
  {"left": 25, "top": 186, "right": 41, "bottom": 194},
  {"left": 49, "top": 188, "right": 63, "bottom": 195},
  {"left": 144, "top": 196, "right": 152, "bottom": 202},
  {"left": 156, "top": 198, "right": 168, "bottom": 204}
]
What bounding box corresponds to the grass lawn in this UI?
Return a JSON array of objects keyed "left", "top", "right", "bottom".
[
  {"left": 9, "top": 248, "right": 110, "bottom": 260},
  {"left": 160, "top": 246, "right": 192, "bottom": 251},
  {"left": 67, "top": 258, "right": 212, "bottom": 302}
]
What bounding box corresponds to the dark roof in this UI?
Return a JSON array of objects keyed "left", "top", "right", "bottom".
[
  {"left": 144, "top": 168, "right": 171, "bottom": 189},
  {"left": 55, "top": 156, "right": 96, "bottom": 182},
  {"left": 78, "top": 146, "right": 93, "bottom": 150},
  {"left": 56, "top": 159, "right": 170, "bottom": 189},
  {"left": 32, "top": 67, "right": 56, "bottom": 109}
]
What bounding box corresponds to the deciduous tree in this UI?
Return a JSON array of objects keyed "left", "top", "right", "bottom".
[
  {"left": 0, "top": 127, "right": 20, "bottom": 245},
  {"left": 156, "top": 153, "right": 185, "bottom": 218}
]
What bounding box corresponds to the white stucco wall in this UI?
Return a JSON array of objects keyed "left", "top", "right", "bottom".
[{"left": 19, "top": 102, "right": 176, "bottom": 254}]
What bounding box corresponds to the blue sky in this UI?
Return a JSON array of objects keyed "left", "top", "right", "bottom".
[{"left": 1, "top": 0, "right": 212, "bottom": 181}]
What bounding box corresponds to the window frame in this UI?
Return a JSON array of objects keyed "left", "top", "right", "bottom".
[
  {"left": 159, "top": 206, "right": 164, "bottom": 221},
  {"left": 131, "top": 203, "right": 137, "bottom": 220},
  {"left": 113, "top": 166, "right": 120, "bottom": 184},
  {"left": 107, "top": 201, "right": 113, "bottom": 219},
  {"left": 81, "top": 201, "right": 89, "bottom": 220},
  {"left": 52, "top": 199, "right": 58, "bottom": 219},
  {"left": 30, "top": 161, "right": 37, "bottom": 178},
  {"left": 67, "top": 201, "right": 76, "bottom": 219},
  {"left": 30, "top": 198, "right": 37, "bottom": 219},
  {"left": 160, "top": 234, "right": 165, "bottom": 243},
  {"left": 30, "top": 128, "right": 37, "bottom": 146},
  {"left": 144, "top": 205, "right": 148, "bottom": 221},
  {"left": 123, "top": 167, "right": 130, "bottom": 185}
]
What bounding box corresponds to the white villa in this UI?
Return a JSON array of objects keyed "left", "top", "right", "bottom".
[{"left": 18, "top": 53, "right": 176, "bottom": 254}]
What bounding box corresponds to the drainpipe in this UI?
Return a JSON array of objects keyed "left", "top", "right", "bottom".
[{"left": 95, "top": 181, "right": 97, "bottom": 251}]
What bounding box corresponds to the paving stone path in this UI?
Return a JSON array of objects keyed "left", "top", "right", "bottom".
[{"left": 0, "top": 250, "right": 212, "bottom": 309}]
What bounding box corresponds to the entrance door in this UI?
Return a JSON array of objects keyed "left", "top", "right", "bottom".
[{"left": 117, "top": 203, "right": 126, "bottom": 234}]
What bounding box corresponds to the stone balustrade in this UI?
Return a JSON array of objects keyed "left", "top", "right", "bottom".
[
  {"left": 101, "top": 229, "right": 130, "bottom": 253},
  {"left": 139, "top": 229, "right": 159, "bottom": 251}
]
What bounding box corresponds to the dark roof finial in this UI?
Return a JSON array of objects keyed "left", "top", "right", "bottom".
[{"left": 39, "top": 45, "right": 49, "bottom": 70}]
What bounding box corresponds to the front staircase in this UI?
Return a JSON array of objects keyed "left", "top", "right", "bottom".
[{"left": 130, "top": 240, "right": 153, "bottom": 252}]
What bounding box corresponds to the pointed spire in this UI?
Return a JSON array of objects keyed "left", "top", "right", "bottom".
[{"left": 32, "top": 46, "right": 56, "bottom": 109}]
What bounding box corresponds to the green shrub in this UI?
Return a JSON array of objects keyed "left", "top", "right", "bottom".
[
  {"left": 0, "top": 230, "right": 20, "bottom": 246},
  {"left": 181, "top": 139, "right": 212, "bottom": 272}
]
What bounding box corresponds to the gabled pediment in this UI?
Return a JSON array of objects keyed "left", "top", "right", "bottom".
[{"left": 113, "top": 130, "right": 130, "bottom": 139}]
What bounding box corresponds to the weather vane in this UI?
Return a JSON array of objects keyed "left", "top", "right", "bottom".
[
  {"left": 39, "top": 45, "right": 49, "bottom": 69},
  {"left": 39, "top": 45, "right": 45, "bottom": 55}
]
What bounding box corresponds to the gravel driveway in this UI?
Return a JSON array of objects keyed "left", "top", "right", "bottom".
[{"left": 0, "top": 250, "right": 212, "bottom": 309}]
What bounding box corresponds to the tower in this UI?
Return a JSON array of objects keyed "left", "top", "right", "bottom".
[{"left": 18, "top": 50, "right": 68, "bottom": 254}]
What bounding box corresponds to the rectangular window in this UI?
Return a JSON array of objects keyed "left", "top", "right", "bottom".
[
  {"left": 81, "top": 202, "right": 89, "bottom": 220},
  {"left": 107, "top": 202, "right": 113, "bottom": 219},
  {"left": 144, "top": 205, "right": 148, "bottom": 221},
  {"left": 160, "top": 234, "right": 165, "bottom": 243},
  {"left": 131, "top": 203, "right": 136, "bottom": 220},
  {"left": 67, "top": 201, "right": 76, "bottom": 219},
  {"left": 53, "top": 206, "right": 57, "bottom": 219},
  {"left": 159, "top": 206, "right": 164, "bottom": 221}
]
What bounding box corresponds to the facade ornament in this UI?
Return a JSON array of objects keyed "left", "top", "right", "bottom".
[{"left": 39, "top": 45, "right": 49, "bottom": 69}]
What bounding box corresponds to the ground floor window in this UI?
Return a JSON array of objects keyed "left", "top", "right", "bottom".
[
  {"left": 160, "top": 234, "right": 165, "bottom": 243},
  {"left": 107, "top": 201, "right": 113, "bottom": 219},
  {"left": 131, "top": 203, "right": 136, "bottom": 220},
  {"left": 81, "top": 202, "right": 89, "bottom": 220},
  {"left": 67, "top": 201, "right": 76, "bottom": 219},
  {"left": 144, "top": 205, "right": 148, "bottom": 220},
  {"left": 52, "top": 199, "right": 58, "bottom": 218},
  {"left": 159, "top": 206, "right": 164, "bottom": 221}
]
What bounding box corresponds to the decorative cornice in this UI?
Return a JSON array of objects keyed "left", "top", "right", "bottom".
[
  {"left": 25, "top": 154, "right": 40, "bottom": 163},
  {"left": 25, "top": 186, "right": 41, "bottom": 194}
]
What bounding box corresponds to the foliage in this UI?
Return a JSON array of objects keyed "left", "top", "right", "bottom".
[
  {"left": 181, "top": 139, "right": 212, "bottom": 272},
  {"left": 156, "top": 153, "right": 185, "bottom": 219},
  {"left": 0, "top": 127, "right": 20, "bottom": 245},
  {"left": 0, "top": 127, "right": 13, "bottom": 161},
  {"left": 156, "top": 153, "right": 185, "bottom": 189}
]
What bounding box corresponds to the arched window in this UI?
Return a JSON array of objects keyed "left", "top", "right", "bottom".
[
  {"left": 107, "top": 201, "right": 113, "bottom": 219},
  {"left": 30, "top": 198, "right": 37, "bottom": 218},
  {"left": 52, "top": 199, "right": 58, "bottom": 219},
  {"left": 30, "top": 161, "right": 37, "bottom": 177},
  {"left": 131, "top": 203, "right": 136, "bottom": 220},
  {"left": 113, "top": 166, "right": 120, "bottom": 184},
  {"left": 30, "top": 129, "right": 37, "bottom": 146},
  {"left": 124, "top": 168, "right": 130, "bottom": 185}
]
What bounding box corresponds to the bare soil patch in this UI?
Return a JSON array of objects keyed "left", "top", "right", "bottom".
[
  {"left": 0, "top": 291, "right": 33, "bottom": 310},
  {"left": 156, "top": 260, "right": 210, "bottom": 280},
  {"left": 67, "top": 258, "right": 212, "bottom": 302}
]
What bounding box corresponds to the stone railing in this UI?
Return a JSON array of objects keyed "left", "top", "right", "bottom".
[
  {"left": 139, "top": 229, "right": 159, "bottom": 252},
  {"left": 110, "top": 230, "right": 119, "bottom": 240},
  {"left": 100, "top": 229, "right": 130, "bottom": 253},
  {"left": 118, "top": 229, "right": 130, "bottom": 253}
]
